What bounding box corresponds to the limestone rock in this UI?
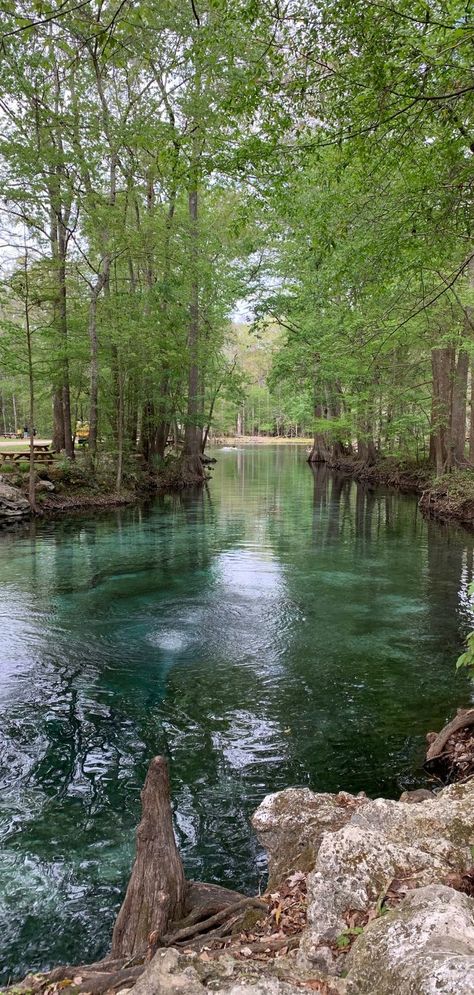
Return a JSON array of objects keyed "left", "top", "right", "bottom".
[
  {"left": 346, "top": 884, "right": 474, "bottom": 995},
  {"left": 130, "top": 949, "right": 323, "bottom": 995},
  {"left": 131, "top": 949, "right": 205, "bottom": 995},
  {"left": 299, "top": 779, "right": 474, "bottom": 971},
  {"left": 398, "top": 787, "right": 433, "bottom": 803},
  {"left": 252, "top": 787, "right": 368, "bottom": 888},
  {"left": 224, "top": 983, "right": 321, "bottom": 994},
  {"left": 0, "top": 479, "right": 30, "bottom": 518},
  {"left": 35, "top": 479, "right": 55, "bottom": 492}
]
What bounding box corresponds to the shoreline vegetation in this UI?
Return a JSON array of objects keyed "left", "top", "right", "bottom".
[
  {"left": 308, "top": 453, "right": 474, "bottom": 529},
  {"left": 2, "top": 436, "right": 474, "bottom": 529},
  {"left": 0, "top": 0, "right": 472, "bottom": 533}
]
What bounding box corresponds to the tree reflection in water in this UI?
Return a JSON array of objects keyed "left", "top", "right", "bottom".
[{"left": 0, "top": 446, "right": 472, "bottom": 979}]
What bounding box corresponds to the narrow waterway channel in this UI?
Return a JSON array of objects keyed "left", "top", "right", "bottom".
[{"left": 0, "top": 446, "right": 473, "bottom": 980}]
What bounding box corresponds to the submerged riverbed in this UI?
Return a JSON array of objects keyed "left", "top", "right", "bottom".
[{"left": 0, "top": 446, "right": 473, "bottom": 980}]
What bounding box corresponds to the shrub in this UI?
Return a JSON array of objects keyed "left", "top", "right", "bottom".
[{"left": 456, "top": 581, "right": 474, "bottom": 680}]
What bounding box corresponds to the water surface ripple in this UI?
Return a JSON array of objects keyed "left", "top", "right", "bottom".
[{"left": 0, "top": 447, "right": 473, "bottom": 979}]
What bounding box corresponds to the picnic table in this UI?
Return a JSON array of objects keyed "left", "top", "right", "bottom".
[{"left": 0, "top": 445, "right": 55, "bottom": 465}]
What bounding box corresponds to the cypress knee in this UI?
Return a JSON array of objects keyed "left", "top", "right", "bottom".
[{"left": 111, "top": 756, "right": 186, "bottom": 960}]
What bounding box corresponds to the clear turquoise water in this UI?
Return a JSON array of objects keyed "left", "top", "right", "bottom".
[{"left": 0, "top": 446, "right": 473, "bottom": 981}]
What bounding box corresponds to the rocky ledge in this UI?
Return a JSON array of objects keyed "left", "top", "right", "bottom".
[
  {"left": 10, "top": 775, "right": 474, "bottom": 995},
  {"left": 255, "top": 779, "right": 474, "bottom": 992}
]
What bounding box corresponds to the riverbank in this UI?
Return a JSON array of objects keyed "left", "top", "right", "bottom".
[
  {"left": 313, "top": 454, "right": 474, "bottom": 529},
  {"left": 216, "top": 443, "right": 474, "bottom": 531},
  {"left": 0, "top": 448, "right": 155, "bottom": 521},
  {"left": 3, "top": 443, "right": 474, "bottom": 530},
  {"left": 213, "top": 435, "right": 313, "bottom": 446}
]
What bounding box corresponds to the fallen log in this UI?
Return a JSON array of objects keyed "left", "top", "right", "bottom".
[{"left": 111, "top": 756, "right": 187, "bottom": 960}]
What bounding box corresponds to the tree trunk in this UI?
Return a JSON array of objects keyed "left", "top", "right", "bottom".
[
  {"left": 52, "top": 389, "right": 65, "bottom": 451},
  {"left": 470, "top": 369, "right": 474, "bottom": 465},
  {"left": 451, "top": 349, "right": 469, "bottom": 464},
  {"left": 328, "top": 387, "right": 345, "bottom": 459},
  {"left": 308, "top": 401, "right": 330, "bottom": 463},
  {"left": 155, "top": 420, "right": 169, "bottom": 460},
  {"left": 155, "top": 374, "right": 171, "bottom": 460},
  {"left": 88, "top": 287, "right": 100, "bottom": 458},
  {"left": 183, "top": 185, "right": 201, "bottom": 462},
  {"left": 366, "top": 438, "right": 377, "bottom": 465},
  {"left": 12, "top": 393, "right": 18, "bottom": 434},
  {"left": 202, "top": 377, "right": 227, "bottom": 454},
  {"left": 181, "top": 156, "right": 204, "bottom": 481},
  {"left": 127, "top": 391, "right": 139, "bottom": 451},
  {"left": 23, "top": 250, "right": 37, "bottom": 513},
  {"left": 141, "top": 401, "right": 154, "bottom": 465},
  {"left": 58, "top": 229, "right": 74, "bottom": 459},
  {"left": 430, "top": 347, "right": 454, "bottom": 474},
  {"left": 110, "top": 756, "right": 186, "bottom": 960},
  {"left": 46, "top": 63, "right": 74, "bottom": 461},
  {"left": 112, "top": 345, "right": 124, "bottom": 492},
  {"left": 51, "top": 214, "right": 74, "bottom": 460},
  {"left": 0, "top": 392, "right": 6, "bottom": 435}
]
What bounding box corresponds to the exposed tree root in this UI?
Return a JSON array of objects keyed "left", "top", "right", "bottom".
[
  {"left": 183, "top": 880, "right": 247, "bottom": 918},
  {"left": 161, "top": 897, "right": 267, "bottom": 947},
  {"left": 159, "top": 454, "right": 207, "bottom": 490},
  {"left": 426, "top": 708, "right": 474, "bottom": 761},
  {"left": 70, "top": 965, "right": 145, "bottom": 994},
  {"left": 205, "top": 934, "right": 301, "bottom": 959},
  {"left": 173, "top": 913, "right": 243, "bottom": 951}
]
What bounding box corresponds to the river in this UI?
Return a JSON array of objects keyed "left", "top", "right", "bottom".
[{"left": 0, "top": 445, "right": 473, "bottom": 980}]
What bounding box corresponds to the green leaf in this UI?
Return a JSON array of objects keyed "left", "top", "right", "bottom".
[{"left": 336, "top": 933, "right": 351, "bottom": 948}]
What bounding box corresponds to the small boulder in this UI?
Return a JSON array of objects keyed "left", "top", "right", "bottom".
[
  {"left": 0, "top": 480, "right": 30, "bottom": 518},
  {"left": 35, "top": 479, "right": 55, "bottom": 492},
  {"left": 225, "top": 984, "right": 321, "bottom": 994},
  {"left": 132, "top": 949, "right": 205, "bottom": 995},
  {"left": 346, "top": 884, "right": 474, "bottom": 995},
  {"left": 398, "top": 788, "right": 434, "bottom": 803}
]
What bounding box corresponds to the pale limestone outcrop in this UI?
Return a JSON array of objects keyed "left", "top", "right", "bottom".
[
  {"left": 12, "top": 780, "right": 474, "bottom": 995},
  {"left": 346, "top": 884, "right": 474, "bottom": 995},
  {"left": 0, "top": 478, "right": 30, "bottom": 518},
  {"left": 251, "top": 787, "right": 368, "bottom": 888},
  {"left": 129, "top": 948, "right": 337, "bottom": 995},
  {"left": 299, "top": 780, "right": 474, "bottom": 971}
]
